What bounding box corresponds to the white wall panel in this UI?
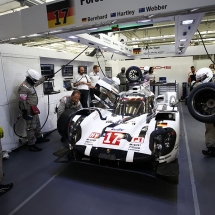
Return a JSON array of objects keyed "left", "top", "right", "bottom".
[
  {"left": 0, "top": 54, "right": 8, "bottom": 106},
  {"left": 0, "top": 105, "right": 16, "bottom": 151},
  {"left": 194, "top": 59, "right": 213, "bottom": 70},
  {"left": 1, "top": 55, "right": 42, "bottom": 103}
]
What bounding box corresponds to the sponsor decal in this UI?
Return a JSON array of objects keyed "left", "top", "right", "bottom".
[
  {"left": 84, "top": 14, "right": 107, "bottom": 22},
  {"left": 111, "top": 128, "right": 124, "bottom": 131},
  {"left": 102, "top": 37, "right": 112, "bottom": 45},
  {"left": 138, "top": 5, "right": 167, "bottom": 13},
  {"left": 113, "top": 41, "right": 119, "bottom": 46},
  {"left": 46, "top": 0, "right": 75, "bottom": 29},
  {"left": 128, "top": 143, "right": 141, "bottom": 151},
  {"left": 89, "top": 132, "right": 100, "bottom": 138},
  {"left": 103, "top": 132, "right": 123, "bottom": 145},
  {"left": 131, "top": 137, "right": 144, "bottom": 143},
  {"left": 80, "top": 0, "right": 103, "bottom": 5}
]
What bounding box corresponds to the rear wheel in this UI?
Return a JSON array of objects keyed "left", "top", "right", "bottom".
[
  {"left": 126, "top": 66, "right": 142, "bottom": 82},
  {"left": 187, "top": 83, "right": 215, "bottom": 123}
]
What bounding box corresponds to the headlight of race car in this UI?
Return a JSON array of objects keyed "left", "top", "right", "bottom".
[
  {"left": 149, "top": 127, "right": 176, "bottom": 157},
  {"left": 138, "top": 126, "right": 148, "bottom": 138}
]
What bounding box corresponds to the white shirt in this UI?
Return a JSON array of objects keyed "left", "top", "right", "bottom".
[
  {"left": 89, "top": 72, "right": 100, "bottom": 87},
  {"left": 73, "top": 74, "right": 90, "bottom": 90}
]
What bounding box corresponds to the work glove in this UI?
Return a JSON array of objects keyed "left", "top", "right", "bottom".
[
  {"left": 22, "top": 110, "right": 33, "bottom": 120},
  {"left": 0, "top": 127, "right": 4, "bottom": 138}
]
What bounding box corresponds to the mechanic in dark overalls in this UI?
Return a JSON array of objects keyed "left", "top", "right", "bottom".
[
  {"left": 117, "top": 67, "right": 127, "bottom": 92},
  {"left": 188, "top": 66, "right": 196, "bottom": 92}
]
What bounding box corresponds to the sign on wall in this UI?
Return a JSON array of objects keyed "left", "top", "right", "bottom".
[{"left": 46, "top": 0, "right": 75, "bottom": 29}]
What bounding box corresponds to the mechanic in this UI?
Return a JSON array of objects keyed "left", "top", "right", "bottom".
[
  {"left": 193, "top": 68, "right": 215, "bottom": 156},
  {"left": 117, "top": 67, "right": 127, "bottom": 92},
  {"left": 142, "top": 66, "right": 151, "bottom": 90},
  {"left": 0, "top": 126, "right": 13, "bottom": 195},
  {"left": 57, "top": 90, "right": 82, "bottom": 119},
  {"left": 73, "top": 66, "right": 91, "bottom": 108},
  {"left": 89, "top": 65, "right": 100, "bottom": 101},
  {"left": 18, "top": 69, "right": 52, "bottom": 152},
  {"left": 149, "top": 67, "right": 156, "bottom": 93},
  {"left": 188, "top": 66, "right": 197, "bottom": 92},
  {"left": 209, "top": 64, "right": 215, "bottom": 74}
]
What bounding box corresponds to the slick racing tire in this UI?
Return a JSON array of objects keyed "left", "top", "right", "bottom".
[
  {"left": 57, "top": 108, "right": 78, "bottom": 140},
  {"left": 126, "top": 66, "right": 142, "bottom": 82},
  {"left": 187, "top": 82, "right": 215, "bottom": 123}
]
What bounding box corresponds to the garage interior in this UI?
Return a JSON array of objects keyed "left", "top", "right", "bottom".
[{"left": 0, "top": 1, "right": 215, "bottom": 215}]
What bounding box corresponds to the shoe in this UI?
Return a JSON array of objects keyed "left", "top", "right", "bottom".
[
  {"left": 36, "top": 137, "right": 50, "bottom": 143},
  {"left": 29, "top": 145, "right": 42, "bottom": 152},
  {"left": 0, "top": 183, "right": 13, "bottom": 196},
  {"left": 60, "top": 137, "right": 65, "bottom": 142},
  {"left": 202, "top": 147, "right": 215, "bottom": 157}
]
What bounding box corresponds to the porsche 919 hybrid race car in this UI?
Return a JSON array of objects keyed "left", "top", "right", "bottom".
[{"left": 55, "top": 77, "right": 180, "bottom": 184}]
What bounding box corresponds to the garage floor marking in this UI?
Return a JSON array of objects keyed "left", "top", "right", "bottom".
[{"left": 180, "top": 103, "right": 201, "bottom": 215}]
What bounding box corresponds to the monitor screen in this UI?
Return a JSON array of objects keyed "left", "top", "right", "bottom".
[
  {"left": 159, "top": 77, "right": 167, "bottom": 83},
  {"left": 62, "top": 65, "right": 73, "bottom": 77},
  {"left": 63, "top": 80, "right": 72, "bottom": 89},
  {"left": 78, "top": 66, "right": 87, "bottom": 74},
  {"left": 41, "top": 64, "right": 55, "bottom": 77},
  {"left": 43, "top": 82, "right": 54, "bottom": 92}
]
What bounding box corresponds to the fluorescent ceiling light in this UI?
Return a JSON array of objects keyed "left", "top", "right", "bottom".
[
  {"left": 137, "top": 19, "right": 152, "bottom": 23},
  {"left": 148, "top": 15, "right": 154, "bottom": 18},
  {"left": 10, "top": 38, "right": 16, "bottom": 40},
  {"left": 87, "top": 28, "right": 98, "bottom": 31},
  {"left": 68, "top": 35, "right": 78, "bottom": 39},
  {"left": 190, "top": 8, "right": 199, "bottom": 12},
  {"left": 127, "top": 55, "right": 131, "bottom": 56},
  {"left": 182, "top": 20, "right": 194, "bottom": 25},
  {"left": 49, "top": 30, "right": 62, "bottom": 33},
  {"left": 180, "top": 39, "right": 187, "bottom": 42},
  {"left": 28, "top": 34, "right": 41, "bottom": 37}
]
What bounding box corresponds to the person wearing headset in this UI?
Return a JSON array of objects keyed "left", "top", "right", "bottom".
[
  {"left": 73, "top": 66, "right": 91, "bottom": 108},
  {"left": 89, "top": 65, "right": 100, "bottom": 101},
  {"left": 18, "top": 69, "right": 53, "bottom": 152}
]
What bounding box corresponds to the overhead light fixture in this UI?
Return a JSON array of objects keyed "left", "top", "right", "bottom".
[
  {"left": 28, "top": 34, "right": 41, "bottom": 37},
  {"left": 182, "top": 20, "right": 194, "bottom": 25},
  {"left": 148, "top": 15, "right": 154, "bottom": 18},
  {"left": 87, "top": 28, "right": 98, "bottom": 31},
  {"left": 190, "top": 8, "right": 199, "bottom": 12},
  {"left": 127, "top": 55, "right": 131, "bottom": 56},
  {"left": 137, "top": 19, "right": 152, "bottom": 23},
  {"left": 49, "top": 30, "right": 62, "bottom": 34},
  {"left": 10, "top": 38, "right": 16, "bottom": 40},
  {"left": 180, "top": 39, "right": 187, "bottom": 42},
  {"left": 68, "top": 35, "right": 78, "bottom": 39}
]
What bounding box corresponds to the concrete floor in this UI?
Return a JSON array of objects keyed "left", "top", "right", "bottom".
[{"left": 0, "top": 103, "right": 214, "bottom": 215}]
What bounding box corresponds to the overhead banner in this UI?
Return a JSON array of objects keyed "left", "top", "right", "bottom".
[{"left": 46, "top": 0, "right": 75, "bottom": 28}]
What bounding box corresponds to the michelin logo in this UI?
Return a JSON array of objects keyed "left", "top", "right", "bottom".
[{"left": 139, "top": 5, "right": 167, "bottom": 13}]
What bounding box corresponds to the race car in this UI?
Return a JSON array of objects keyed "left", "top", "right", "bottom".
[{"left": 55, "top": 74, "right": 180, "bottom": 184}]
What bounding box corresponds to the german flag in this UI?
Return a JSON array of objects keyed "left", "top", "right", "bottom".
[
  {"left": 133, "top": 48, "right": 142, "bottom": 55},
  {"left": 46, "top": 0, "right": 75, "bottom": 29},
  {"left": 157, "top": 123, "right": 168, "bottom": 127},
  {"left": 82, "top": 18, "right": 87, "bottom": 22}
]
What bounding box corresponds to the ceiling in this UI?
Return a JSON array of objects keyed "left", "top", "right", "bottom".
[{"left": 0, "top": 0, "right": 215, "bottom": 55}]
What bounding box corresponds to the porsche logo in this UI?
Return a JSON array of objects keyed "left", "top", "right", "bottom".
[{"left": 107, "top": 149, "right": 111, "bottom": 153}]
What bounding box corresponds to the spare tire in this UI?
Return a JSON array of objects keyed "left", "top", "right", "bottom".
[
  {"left": 187, "top": 82, "right": 215, "bottom": 123},
  {"left": 57, "top": 108, "right": 78, "bottom": 139},
  {"left": 126, "top": 66, "right": 142, "bottom": 82}
]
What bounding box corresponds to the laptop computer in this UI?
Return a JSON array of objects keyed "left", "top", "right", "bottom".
[{"left": 43, "top": 81, "right": 60, "bottom": 95}]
